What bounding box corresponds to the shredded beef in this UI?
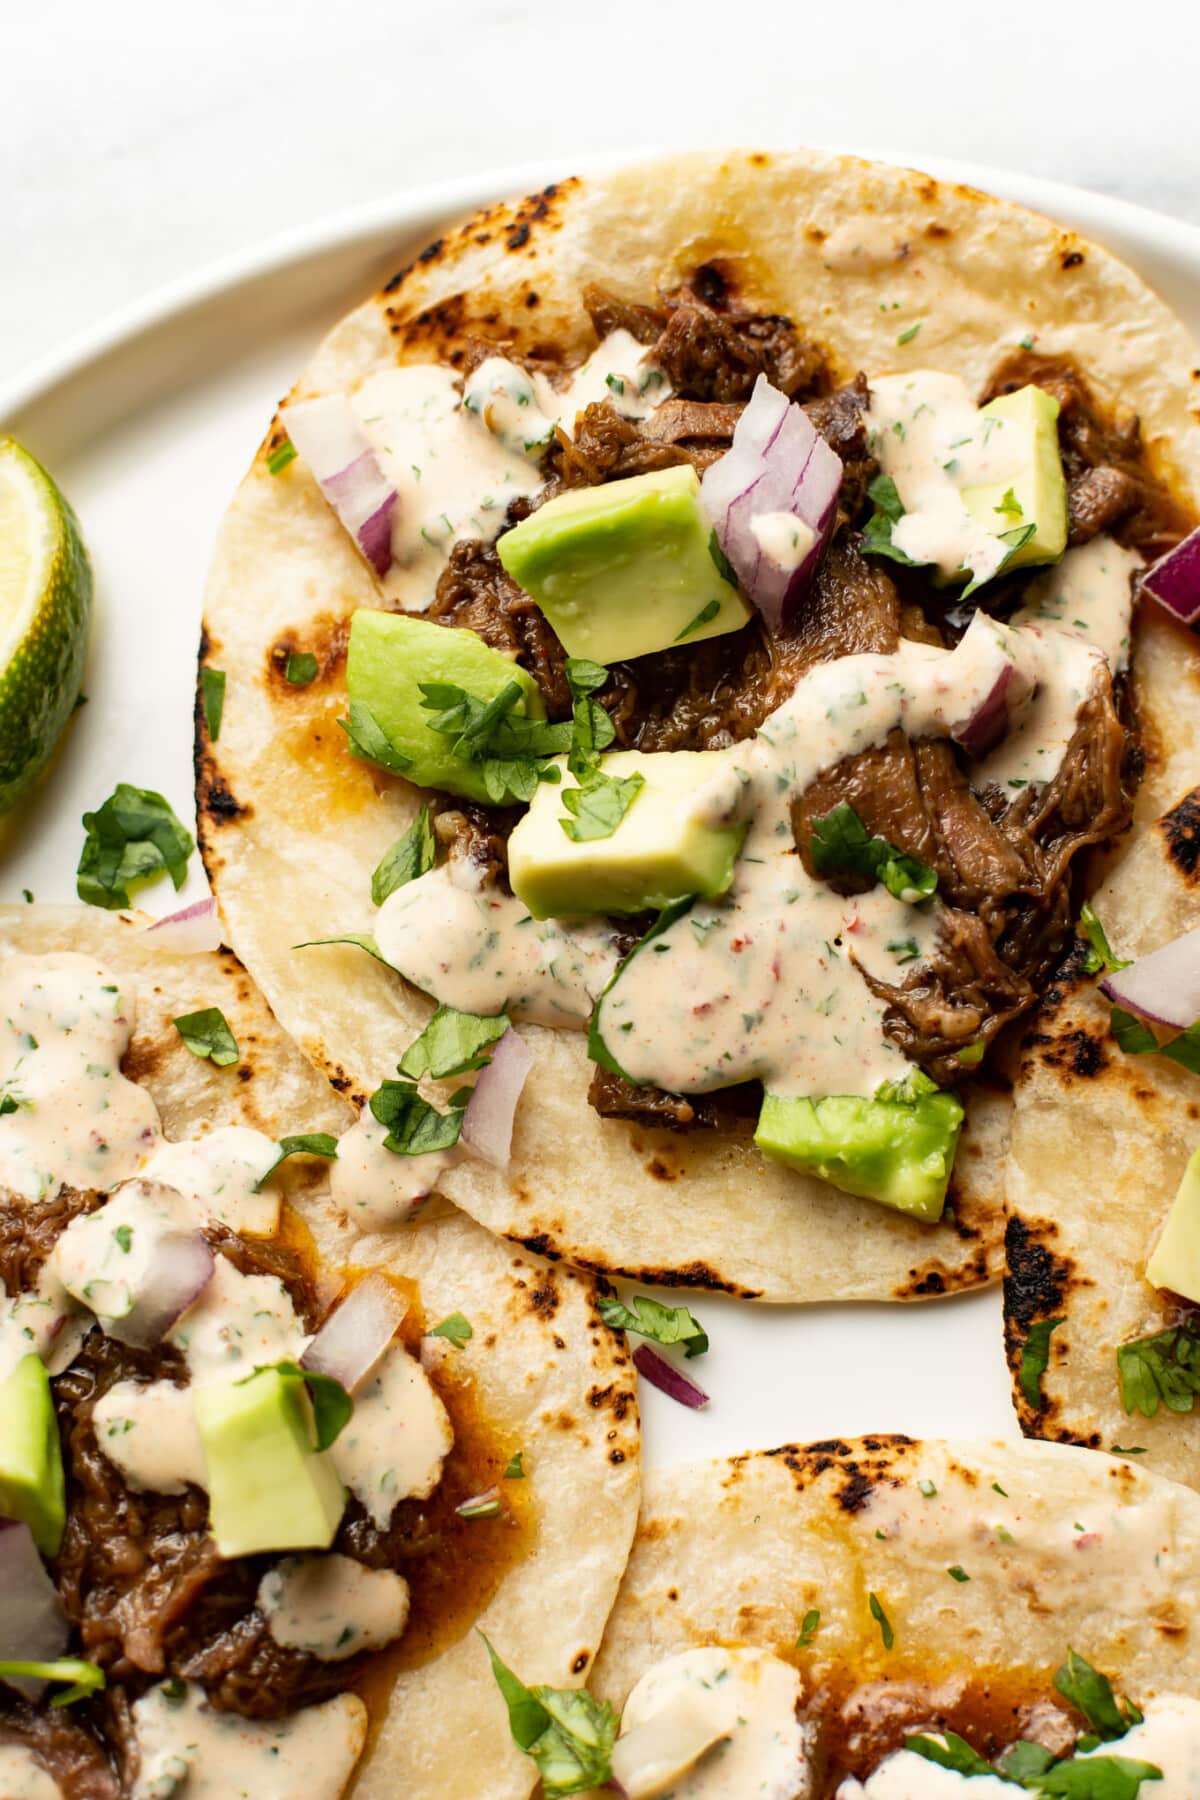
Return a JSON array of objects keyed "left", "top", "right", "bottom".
[
  {"left": 0, "top": 1695, "right": 119, "bottom": 1800},
  {"left": 587, "top": 1066, "right": 759, "bottom": 1132},
  {"left": 582, "top": 282, "right": 827, "bottom": 401},
  {"left": 548, "top": 399, "right": 740, "bottom": 489},
  {"left": 803, "top": 375, "right": 879, "bottom": 523},
  {"left": 429, "top": 538, "right": 572, "bottom": 718},
  {"left": 982, "top": 349, "right": 1191, "bottom": 558},
  {"left": 0, "top": 1188, "right": 99, "bottom": 1292},
  {"left": 431, "top": 801, "right": 519, "bottom": 891}
]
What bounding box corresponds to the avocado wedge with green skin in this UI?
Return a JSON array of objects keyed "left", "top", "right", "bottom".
[
  {"left": 0, "top": 1353, "right": 66, "bottom": 1556},
  {"left": 497, "top": 465, "right": 751, "bottom": 662},
  {"left": 755, "top": 1089, "right": 965, "bottom": 1221},
  {"left": 346, "top": 610, "right": 545, "bottom": 802},
  {"left": 193, "top": 1366, "right": 345, "bottom": 1558}
]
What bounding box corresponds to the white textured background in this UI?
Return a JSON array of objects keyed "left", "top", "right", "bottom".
[{"left": 3, "top": 0, "right": 1199, "bottom": 386}]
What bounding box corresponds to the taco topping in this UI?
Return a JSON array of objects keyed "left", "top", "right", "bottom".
[{"left": 0, "top": 947, "right": 529, "bottom": 1795}]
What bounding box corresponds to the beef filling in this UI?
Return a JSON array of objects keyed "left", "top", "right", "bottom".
[{"left": 0, "top": 1695, "right": 120, "bottom": 1800}]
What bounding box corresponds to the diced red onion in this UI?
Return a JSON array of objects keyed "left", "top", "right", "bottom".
[
  {"left": 281, "top": 394, "right": 397, "bottom": 577},
  {"left": 141, "top": 896, "right": 221, "bottom": 955},
  {"left": 1101, "top": 924, "right": 1200, "bottom": 1029},
  {"left": 700, "top": 375, "right": 842, "bottom": 632},
  {"left": 107, "top": 1232, "right": 215, "bottom": 1349},
  {"left": 946, "top": 613, "right": 1035, "bottom": 759},
  {"left": 632, "top": 1343, "right": 709, "bottom": 1410},
  {"left": 0, "top": 1521, "right": 68, "bottom": 1686},
  {"left": 301, "top": 1273, "right": 408, "bottom": 1394},
  {"left": 1142, "top": 527, "right": 1200, "bottom": 626},
  {"left": 461, "top": 1029, "right": 533, "bottom": 1168},
  {"left": 419, "top": 1334, "right": 453, "bottom": 1375}
]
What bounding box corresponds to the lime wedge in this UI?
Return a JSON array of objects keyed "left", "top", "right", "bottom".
[{"left": 0, "top": 437, "right": 92, "bottom": 812}]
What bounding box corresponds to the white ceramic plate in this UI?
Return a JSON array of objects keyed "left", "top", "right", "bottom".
[{"left": 2, "top": 151, "right": 1197, "bottom": 1474}]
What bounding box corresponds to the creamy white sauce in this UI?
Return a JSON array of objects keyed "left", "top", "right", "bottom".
[
  {"left": 52, "top": 1177, "right": 191, "bottom": 1327},
  {"left": 1014, "top": 537, "right": 1142, "bottom": 673},
  {"left": 93, "top": 1378, "right": 206, "bottom": 1495},
  {"left": 0, "top": 1747, "right": 64, "bottom": 1800},
  {"left": 750, "top": 512, "right": 816, "bottom": 574},
  {"left": 463, "top": 332, "right": 668, "bottom": 461},
  {"left": 258, "top": 1553, "right": 409, "bottom": 1661},
  {"left": 836, "top": 1748, "right": 1017, "bottom": 1797},
  {"left": 375, "top": 864, "right": 621, "bottom": 1029},
  {"left": 330, "top": 1342, "right": 453, "bottom": 1529},
  {"left": 0, "top": 1263, "right": 87, "bottom": 1385},
  {"left": 613, "top": 1646, "right": 811, "bottom": 1800},
  {"left": 353, "top": 365, "right": 545, "bottom": 613},
  {"left": 139, "top": 1128, "right": 282, "bottom": 1236},
  {"left": 0, "top": 953, "right": 159, "bottom": 1202},
  {"left": 867, "top": 372, "right": 1036, "bottom": 584},
  {"left": 329, "top": 1106, "right": 451, "bottom": 1230},
  {"left": 130, "top": 1681, "right": 366, "bottom": 1800}
]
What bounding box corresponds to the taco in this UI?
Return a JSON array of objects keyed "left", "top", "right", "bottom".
[
  {"left": 0, "top": 905, "right": 639, "bottom": 1799},
  {"left": 197, "top": 147, "right": 1198, "bottom": 1302},
  {"left": 1003, "top": 778, "right": 1200, "bottom": 1481},
  {"left": 482, "top": 1435, "right": 1200, "bottom": 1796}
]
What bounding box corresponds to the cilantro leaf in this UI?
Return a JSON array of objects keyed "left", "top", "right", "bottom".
[
  {"left": 961, "top": 522, "right": 1037, "bottom": 600},
  {"left": 1054, "top": 1649, "right": 1140, "bottom": 1741},
  {"left": 906, "top": 1732, "right": 995, "bottom": 1776},
  {"left": 77, "top": 785, "right": 194, "bottom": 910},
  {"left": 429, "top": 1312, "right": 472, "bottom": 1348},
  {"left": 248, "top": 1360, "right": 351, "bottom": 1451},
  {"left": 482, "top": 1635, "right": 616, "bottom": 1798},
  {"left": 560, "top": 770, "right": 644, "bottom": 843},
  {"left": 172, "top": 1007, "right": 239, "bottom": 1068},
  {"left": 399, "top": 1006, "right": 510, "bottom": 1080},
  {"left": 897, "top": 322, "right": 922, "bottom": 346},
  {"left": 1019, "top": 1316, "right": 1065, "bottom": 1411},
  {"left": 867, "top": 474, "right": 905, "bottom": 522},
  {"left": 294, "top": 932, "right": 391, "bottom": 966},
  {"left": 1162, "top": 1023, "right": 1200, "bottom": 1075},
  {"left": 255, "top": 1133, "right": 339, "bottom": 1190},
  {"left": 563, "top": 659, "right": 608, "bottom": 698},
  {"left": 868, "top": 1591, "right": 894, "bottom": 1650},
  {"left": 369, "top": 1077, "right": 464, "bottom": 1156},
  {"left": 267, "top": 437, "right": 297, "bottom": 475},
  {"left": 201, "top": 668, "right": 226, "bottom": 742},
  {"left": 418, "top": 680, "right": 571, "bottom": 803},
  {"left": 371, "top": 805, "right": 436, "bottom": 906},
  {"left": 1033, "top": 1757, "right": 1164, "bottom": 1798},
  {"left": 996, "top": 487, "right": 1024, "bottom": 518},
  {"left": 0, "top": 1659, "right": 105, "bottom": 1708},
  {"left": 796, "top": 1608, "right": 821, "bottom": 1648},
  {"left": 338, "top": 701, "right": 414, "bottom": 775},
  {"left": 285, "top": 651, "right": 319, "bottom": 686},
  {"left": 999, "top": 1741, "right": 1057, "bottom": 1781},
  {"left": 1109, "top": 1007, "right": 1160, "bottom": 1056},
  {"left": 1117, "top": 1320, "right": 1200, "bottom": 1418},
  {"left": 1079, "top": 904, "right": 1128, "bottom": 977},
  {"left": 708, "top": 530, "right": 737, "bottom": 586},
  {"left": 597, "top": 1294, "right": 708, "bottom": 1358},
  {"left": 675, "top": 598, "right": 722, "bottom": 642},
  {"left": 810, "top": 802, "right": 937, "bottom": 904},
  {"left": 503, "top": 1451, "right": 525, "bottom": 1479}
]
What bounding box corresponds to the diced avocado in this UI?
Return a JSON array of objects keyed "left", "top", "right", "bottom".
[
  {"left": 496, "top": 466, "right": 752, "bottom": 662},
  {"left": 1147, "top": 1145, "right": 1200, "bottom": 1304},
  {"left": 508, "top": 749, "right": 747, "bottom": 918},
  {"left": 754, "top": 1088, "right": 964, "bottom": 1221},
  {"left": 0, "top": 1354, "right": 65, "bottom": 1557},
  {"left": 961, "top": 384, "right": 1067, "bottom": 574},
  {"left": 346, "top": 611, "right": 545, "bottom": 803},
  {"left": 193, "top": 1368, "right": 345, "bottom": 1558}
]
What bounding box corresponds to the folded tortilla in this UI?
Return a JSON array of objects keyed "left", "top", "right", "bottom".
[
  {"left": 0, "top": 906, "right": 640, "bottom": 1800},
  {"left": 197, "top": 147, "right": 1200, "bottom": 1301}
]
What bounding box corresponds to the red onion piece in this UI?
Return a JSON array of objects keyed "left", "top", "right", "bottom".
[
  {"left": 947, "top": 614, "right": 1035, "bottom": 759},
  {"left": 700, "top": 375, "right": 842, "bottom": 632},
  {"left": 107, "top": 1232, "right": 215, "bottom": 1349},
  {"left": 0, "top": 1521, "right": 68, "bottom": 1685},
  {"left": 632, "top": 1343, "right": 709, "bottom": 1410},
  {"left": 1101, "top": 924, "right": 1200, "bottom": 1029},
  {"left": 301, "top": 1273, "right": 408, "bottom": 1394},
  {"left": 281, "top": 395, "right": 397, "bottom": 577},
  {"left": 1142, "top": 527, "right": 1200, "bottom": 626},
  {"left": 141, "top": 896, "right": 221, "bottom": 955},
  {"left": 461, "top": 1029, "right": 533, "bottom": 1168}
]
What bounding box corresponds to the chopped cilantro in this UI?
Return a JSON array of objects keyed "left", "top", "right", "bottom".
[
  {"left": 560, "top": 769, "right": 644, "bottom": 843},
  {"left": 429, "top": 1311, "right": 472, "bottom": 1348},
  {"left": 1079, "top": 903, "right": 1128, "bottom": 976},
  {"left": 256, "top": 1133, "right": 339, "bottom": 1189},
  {"left": 868, "top": 1592, "right": 894, "bottom": 1650},
  {"left": 369, "top": 1075, "right": 465, "bottom": 1156},
  {"left": 811, "top": 802, "right": 937, "bottom": 904},
  {"left": 267, "top": 438, "right": 297, "bottom": 475},
  {"left": 1019, "top": 1316, "right": 1065, "bottom": 1410},
  {"left": 456, "top": 1490, "right": 503, "bottom": 1520},
  {"left": 77, "top": 784, "right": 194, "bottom": 910},
  {"left": 796, "top": 1608, "right": 821, "bottom": 1648},
  {"left": 896, "top": 323, "right": 923, "bottom": 346},
  {"left": 114, "top": 1224, "right": 133, "bottom": 1253},
  {"left": 995, "top": 487, "right": 1023, "bottom": 518},
  {"left": 597, "top": 1293, "right": 708, "bottom": 1359},
  {"left": 399, "top": 1006, "right": 510, "bottom": 1080},
  {"left": 482, "top": 1635, "right": 616, "bottom": 1798},
  {"left": 0, "top": 1659, "right": 105, "bottom": 1708},
  {"left": 1117, "top": 1319, "right": 1200, "bottom": 1418},
  {"left": 1054, "top": 1648, "right": 1143, "bottom": 1740},
  {"left": 246, "top": 1361, "right": 351, "bottom": 1451},
  {"left": 201, "top": 667, "right": 226, "bottom": 742},
  {"left": 371, "top": 804, "right": 436, "bottom": 905},
  {"left": 675, "top": 598, "right": 722, "bottom": 642},
  {"left": 947, "top": 1564, "right": 970, "bottom": 1582},
  {"left": 338, "top": 700, "right": 414, "bottom": 776},
  {"left": 503, "top": 1451, "right": 525, "bottom": 1480},
  {"left": 172, "top": 1007, "right": 239, "bottom": 1068},
  {"left": 285, "top": 651, "right": 319, "bottom": 686}
]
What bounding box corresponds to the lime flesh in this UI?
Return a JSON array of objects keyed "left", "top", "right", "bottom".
[{"left": 0, "top": 437, "right": 92, "bottom": 813}]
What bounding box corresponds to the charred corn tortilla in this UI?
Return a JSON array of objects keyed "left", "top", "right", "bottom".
[
  {"left": 583, "top": 1435, "right": 1200, "bottom": 1785},
  {"left": 0, "top": 905, "right": 640, "bottom": 1800},
  {"left": 1002, "top": 779, "right": 1200, "bottom": 1483},
  {"left": 198, "top": 147, "right": 1200, "bottom": 1303}
]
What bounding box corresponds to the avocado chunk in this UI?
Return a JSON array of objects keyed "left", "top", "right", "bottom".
[
  {"left": 193, "top": 1367, "right": 345, "bottom": 1557},
  {"left": 961, "top": 384, "right": 1067, "bottom": 574},
  {"left": 496, "top": 466, "right": 752, "bottom": 662},
  {"left": 754, "top": 1087, "right": 964, "bottom": 1221},
  {"left": 509, "top": 749, "right": 747, "bottom": 918},
  {"left": 1147, "top": 1144, "right": 1200, "bottom": 1304},
  {"left": 0, "top": 1354, "right": 65, "bottom": 1556},
  {"left": 346, "top": 610, "right": 545, "bottom": 803}
]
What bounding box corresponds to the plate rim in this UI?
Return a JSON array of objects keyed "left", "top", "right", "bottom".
[{"left": 3, "top": 143, "right": 1200, "bottom": 429}]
